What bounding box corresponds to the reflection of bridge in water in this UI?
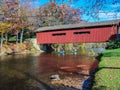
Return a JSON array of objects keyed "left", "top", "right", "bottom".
[{"left": 39, "top": 42, "right": 107, "bottom": 56}]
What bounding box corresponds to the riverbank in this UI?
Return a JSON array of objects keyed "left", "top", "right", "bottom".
[
  {"left": 0, "top": 42, "right": 41, "bottom": 56},
  {"left": 92, "top": 48, "right": 120, "bottom": 90}
]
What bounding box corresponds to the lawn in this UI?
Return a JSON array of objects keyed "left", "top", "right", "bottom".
[
  {"left": 102, "top": 48, "right": 120, "bottom": 57},
  {"left": 92, "top": 48, "right": 120, "bottom": 90}
]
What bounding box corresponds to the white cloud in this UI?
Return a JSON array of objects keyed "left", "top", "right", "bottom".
[
  {"left": 82, "top": 11, "right": 120, "bottom": 22},
  {"left": 98, "top": 11, "right": 120, "bottom": 20}
]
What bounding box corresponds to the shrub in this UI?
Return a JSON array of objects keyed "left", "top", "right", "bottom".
[{"left": 106, "top": 39, "right": 120, "bottom": 49}]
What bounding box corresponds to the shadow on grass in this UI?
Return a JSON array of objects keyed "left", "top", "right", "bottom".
[
  {"left": 92, "top": 86, "right": 107, "bottom": 90},
  {"left": 99, "top": 67, "right": 120, "bottom": 70},
  {"left": 88, "top": 48, "right": 120, "bottom": 90}
]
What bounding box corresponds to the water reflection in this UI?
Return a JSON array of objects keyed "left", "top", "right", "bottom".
[
  {"left": 37, "top": 53, "right": 97, "bottom": 75},
  {"left": 0, "top": 52, "right": 98, "bottom": 90}
]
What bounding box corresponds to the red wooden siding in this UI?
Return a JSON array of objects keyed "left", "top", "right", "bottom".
[{"left": 36, "top": 26, "right": 117, "bottom": 44}]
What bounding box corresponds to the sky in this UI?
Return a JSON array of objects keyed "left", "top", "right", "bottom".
[{"left": 29, "top": 0, "right": 120, "bottom": 22}]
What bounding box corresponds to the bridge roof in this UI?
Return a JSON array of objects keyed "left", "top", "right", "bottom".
[{"left": 35, "top": 19, "right": 120, "bottom": 32}]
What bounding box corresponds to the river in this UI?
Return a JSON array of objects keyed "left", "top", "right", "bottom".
[{"left": 0, "top": 52, "right": 98, "bottom": 90}]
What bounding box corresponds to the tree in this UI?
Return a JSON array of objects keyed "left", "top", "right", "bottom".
[
  {"left": 36, "top": 2, "right": 82, "bottom": 27},
  {"left": 48, "top": 0, "right": 120, "bottom": 22},
  {"left": 0, "top": 0, "right": 20, "bottom": 43},
  {"left": 0, "top": 0, "right": 32, "bottom": 43},
  {"left": 0, "top": 22, "right": 12, "bottom": 47},
  {"left": 83, "top": 0, "right": 120, "bottom": 21}
]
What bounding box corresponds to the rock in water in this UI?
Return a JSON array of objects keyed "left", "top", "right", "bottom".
[{"left": 50, "top": 74, "right": 60, "bottom": 81}]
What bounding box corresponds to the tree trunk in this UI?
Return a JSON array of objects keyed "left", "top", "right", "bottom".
[
  {"left": 20, "top": 28, "right": 24, "bottom": 44},
  {"left": 16, "top": 33, "right": 19, "bottom": 44},
  {"left": 1, "top": 33, "right": 3, "bottom": 47}
]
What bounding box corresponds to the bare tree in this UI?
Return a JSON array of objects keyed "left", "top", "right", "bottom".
[{"left": 83, "top": 0, "right": 120, "bottom": 21}]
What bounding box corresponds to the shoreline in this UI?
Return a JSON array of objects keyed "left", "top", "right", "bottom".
[
  {"left": 0, "top": 50, "right": 42, "bottom": 57},
  {"left": 0, "top": 42, "right": 43, "bottom": 57},
  {"left": 91, "top": 48, "right": 120, "bottom": 90}
]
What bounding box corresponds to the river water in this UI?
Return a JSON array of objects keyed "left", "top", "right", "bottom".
[{"left": 0, "top": 52, "right": 98, "bottom": 90}]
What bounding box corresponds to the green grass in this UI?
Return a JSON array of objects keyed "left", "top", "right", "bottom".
[
  {"left": 102, "top": 48, "right": 120, "bottom": 57},
  {"left": 92, "top": 49, "right": 120, "bottom": 90},
  {"left": 8, "top": 36, "right": 16, "bottom": 42},
  {"left": 92, "top": 69, "right": 120, "bottom": 90},
  {"left": 99, "top": 57, "right": 120, "bottom": 68}
]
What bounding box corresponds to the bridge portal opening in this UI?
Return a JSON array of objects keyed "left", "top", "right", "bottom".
[{"left": 40, "top": 44, "right": 54, "bottom": 53}]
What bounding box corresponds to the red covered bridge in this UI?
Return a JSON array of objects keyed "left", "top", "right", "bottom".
[{"left": 35, "top": 20, "right": 120, "bottom": 44}]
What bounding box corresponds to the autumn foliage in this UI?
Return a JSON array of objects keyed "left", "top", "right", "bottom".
[{"left": 36, "top": 2, "right": 82, "bottom": 27}]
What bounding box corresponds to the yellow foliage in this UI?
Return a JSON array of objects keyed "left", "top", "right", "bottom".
[
  {"left": 0, "top": 12, "right": 4, "bottom": 15},
  {"left": 0, "top": 22, "right": 12, "bottom": 33},
  {"left": 3, "top": 44, "right": 9, "bottom": 49}
]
